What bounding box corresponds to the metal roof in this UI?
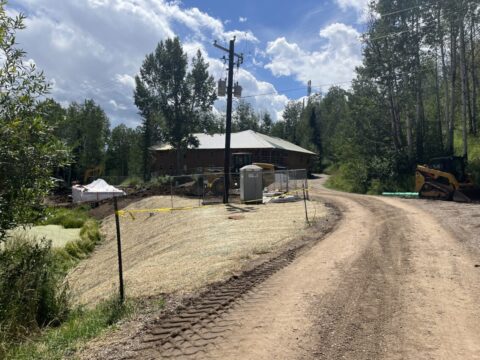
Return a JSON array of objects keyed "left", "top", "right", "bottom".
[{"left": 149, "top": 130, "right": 316, "bottom": 155}]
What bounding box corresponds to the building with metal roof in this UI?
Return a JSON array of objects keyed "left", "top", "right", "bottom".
[{"left": 150, "top": 130, "right": 317, "bottom": 175}]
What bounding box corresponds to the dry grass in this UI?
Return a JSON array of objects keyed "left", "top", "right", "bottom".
[{"left": 67, "top": 195, "right": 325, "bottom": 305}]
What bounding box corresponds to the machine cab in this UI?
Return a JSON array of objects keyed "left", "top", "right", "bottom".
[{"left": 427, "top": 156, "right": 467, "bottom": 182}]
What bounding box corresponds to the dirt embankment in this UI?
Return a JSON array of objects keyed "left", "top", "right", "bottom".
[
  {"left": 68, "top": 195, "right": 326, "bottom": 306},
  {"left": 80, "top": 178, "right": 480, "bottom": 360}
]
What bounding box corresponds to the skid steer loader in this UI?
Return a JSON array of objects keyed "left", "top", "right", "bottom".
[{"left": 415, "top": 156, "right": 480, "bottom": 202}]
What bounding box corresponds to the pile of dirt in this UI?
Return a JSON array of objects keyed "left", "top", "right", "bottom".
[{"left": 68, "top": 195, "right": 325, "bottom": 305}]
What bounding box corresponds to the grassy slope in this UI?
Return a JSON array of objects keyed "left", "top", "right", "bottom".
[{"left": 3, "top": 207, "right": 123, "bottom": 359}]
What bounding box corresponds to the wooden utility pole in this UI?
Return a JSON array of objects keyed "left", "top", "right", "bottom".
[{"left": 214, "top": 38, "right": 243, "bottom": 204}]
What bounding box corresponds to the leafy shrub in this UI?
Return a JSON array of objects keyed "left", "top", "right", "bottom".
[
  {"left": 147, "top": 175, "right": 172, "bottom": 188},
  {"left": 6, "top": 297, "right": 134, "bottom": 360},
  {"left": 0, "top": 234, "right": 69, "bottom": 355},
  {"left": 57, "top": 219, "right": 102, "bottom": 266},
  {"left": 326, "top": 160, "right": 369, "bottom": 193},
  {"left": 467, "top": 158, "right": 480, "bottom": 185},
  {"left": 41, "top": 208, "right": 89, "bottom": 229},
  {"left": 120, "top": 176, "right": 143, "bottom": 187}
]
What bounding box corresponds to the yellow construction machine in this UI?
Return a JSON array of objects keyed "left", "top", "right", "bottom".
[{"left": 415, "top": 156, "right": 480, "bottom": 202}]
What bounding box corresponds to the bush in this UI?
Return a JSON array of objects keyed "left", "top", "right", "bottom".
[
  {"left": 40, "top": 208, "right": 89, "bottom": 229},
  {"left": 0, "top": 234, "right": 69, "bottom": 355},
  {"left": 467, "top": 158, "right": 480, "bottom": 185},
  {"left": 120, "top": 176, "right": 143, "bottom": 187},
  {"left": 147, "top": 175, "right": 172, "bottom": 188},
  {"left": 6, "top": 297, "right": 134, "bottom": 360},
  {"left": 56, "top": 219, "right": 102, "bottom": 267},
  {"left": 325, "top": 161, "right": 369, "bottom": 193}
]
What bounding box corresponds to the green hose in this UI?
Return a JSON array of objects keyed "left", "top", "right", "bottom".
[{"left": 381, "top": 192, "right": 419, "bottom": 198}]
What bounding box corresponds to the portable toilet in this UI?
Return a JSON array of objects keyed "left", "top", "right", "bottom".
[{"left": 240, "top": 165, "right": 263, "bottom": 204}]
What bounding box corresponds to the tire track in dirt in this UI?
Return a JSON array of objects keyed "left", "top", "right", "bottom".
[
  {"left": 94, "top": 178, "right": 480, "bottom": 359},
  {"left": 113, "top": 204, "right": 340, "bottom": 360},
  {"left": 309, "top": 195, "right": 412, "bottom": 359},
  {"left": 201, "top": 193, "right": 386, "bottom": 359}
]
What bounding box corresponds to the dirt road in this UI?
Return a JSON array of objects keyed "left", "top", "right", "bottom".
[{"left": 108, "top": 177, "right": 480, "bottom": 359}]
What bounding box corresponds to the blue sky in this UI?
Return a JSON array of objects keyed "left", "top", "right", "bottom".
[{"left": 6, "top": 0, "right": 368, "bottom": 127}]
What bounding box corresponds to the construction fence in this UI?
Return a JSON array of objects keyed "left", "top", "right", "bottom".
[{"left": 108, "top": 169, "right": 309, "bottom": 207}]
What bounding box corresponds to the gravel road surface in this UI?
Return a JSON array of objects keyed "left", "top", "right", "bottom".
[{"left": 87, "top": 176, "right": 480, "bottom": 359}]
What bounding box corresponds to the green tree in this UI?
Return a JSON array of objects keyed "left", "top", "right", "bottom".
[
  {"left": 134, "top": 38, "right": 217, "bottom": 176},
  {"left": 282, "top": 101, "right": 303, "bottom": 143},
  {"left": 260, "top": 112, "right": 273, "bottom": 134},
  {"left": 63, "top": 100, "right": 110, "bottom": 182},
  {"left": 232, "top": 100, "right": 259, "bottom": 132},
  {"left": 105, "top": 124, "right": 143, "bottom": 178},
  {"left": 0, "top": 3, "right": 69, "bottom": 237}
]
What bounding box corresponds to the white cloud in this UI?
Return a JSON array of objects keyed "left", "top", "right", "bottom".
[
  {"left": 115, "top": 74, "right": 136, "bottom": 88},
  {"left": 239, "top": 17, "right": 247, "bottom": 23},
  {"left": 202, "top": 51, "right": 288, "bottom": 121},
  {"left": 335, "top": 0, "right": 371, "bottom": 22},
  {"left": 265, "top": 23, "right": 362, "bottom": 91},
  {"left": 9, "top": 0, "right": 260, "bottom": 126},
  {"left": 109, "top": 99, "right": 127, "bottom": 110}
]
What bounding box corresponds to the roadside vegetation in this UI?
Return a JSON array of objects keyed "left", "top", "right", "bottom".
[
  {"left": 5, "top": 298, "right": 134, "bottom": 360},
  {"left": 0, "top": 205, "right": 109, "bottom": 357}
]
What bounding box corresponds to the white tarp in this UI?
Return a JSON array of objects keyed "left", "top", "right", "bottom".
[{"left": 72, "top": 179, "right": 125, "bottom": 203}]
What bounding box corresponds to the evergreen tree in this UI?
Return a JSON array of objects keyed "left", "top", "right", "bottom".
[{"left": 134, "top": 38, "right": 216, "bottom": 176}]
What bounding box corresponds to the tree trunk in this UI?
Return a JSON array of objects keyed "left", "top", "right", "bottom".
[
  {"left": 471, "top": 13, "right": 478, "bottom": 135},
  {"left": 415, "top": 14, "right": 425, "bottom": 162},
  {"left": 406, "top": 114, "right": 414, "bottom": 160},
  {"left": 460, "top": 19, "right": 469, "bottom": 159},
  {"left": 435, "top": 47, "right": 444, "bottom": 152},
  {"left": 447, "top": 23, "right": 458, "bottom": 155},
  {"left": 440, "top": 24, "right": 451, "bottom": 151},
  {"left": 387, "top": 80, "right": 402, "bottom": 151},
  {"left": 142, "top": 116, "right": 152, "bottom": 181}
]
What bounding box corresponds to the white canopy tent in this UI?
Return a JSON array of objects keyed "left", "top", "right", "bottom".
[{"left": 72, "top": 179, "right": 125, "bottom": 203}]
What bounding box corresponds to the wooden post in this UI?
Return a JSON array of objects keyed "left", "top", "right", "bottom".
[
  {"left": 302, "top": 182, "right": 309, "bottom": 225},
  {"left": 113, "top": 197, "right": 125, "bottom": 304}
]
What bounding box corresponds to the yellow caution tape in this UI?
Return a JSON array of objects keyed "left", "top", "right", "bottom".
[
  {"left": 115, "top": 187, "right": 310, "bottom": 217},
  {"left": 116, "top": 205, "right": 207, "bottom": 217}
]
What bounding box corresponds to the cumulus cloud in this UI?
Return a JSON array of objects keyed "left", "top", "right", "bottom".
[
  {"left": 239, "top": 17, "right": 247, "bottom": 23},
  {"left": 8, "top": 0, "right": 260, "bottom": 126},
  {"left": 265, "top": 23, "right": 362, "bottom": 91},
  {"left": 115, "top": 74, "right": 136, "bottom": 89},
  {"left": 335, "top": 0, "right": 371, "bottom": 22},
  {"left": 197, "top": 48, "right": 288, "bottom": 121}
]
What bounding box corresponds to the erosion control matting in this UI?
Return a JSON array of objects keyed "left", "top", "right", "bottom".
[{"left": 107, "top": 202, "right": 340, "bottom": 360}]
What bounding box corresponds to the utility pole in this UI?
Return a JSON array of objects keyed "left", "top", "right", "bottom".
[{"left": 214, "top": 38, "right": 243, "bottom": 204}]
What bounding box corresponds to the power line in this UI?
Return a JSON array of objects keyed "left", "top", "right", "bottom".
[
  {"left": 240, "top": 81, "right": 352, "bottom": 99},
  {"left": 364, "top": 9, "right": 470, "bottom": 42},
  {"left": 373, "top": 0, "right": 443, "bottom": 20}
]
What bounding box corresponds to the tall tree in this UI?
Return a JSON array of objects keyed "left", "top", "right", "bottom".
[
  {"left": 134, "top": 38, "right": 216, "bottom": 175},
  {"left": 260, "top": 112, "right": 273, "bottom": 134},
  {"left": 282, "top": 101, "right": 303, "bottom": 143},
  {"left": 0, "top": 3, "right": 69, "bottom": 237},
  {"left": 63, "top": 100, "right": 110, "bottom": 182},
  {"left": 232, "top": 100, "right": 259, "bottom": 132}
]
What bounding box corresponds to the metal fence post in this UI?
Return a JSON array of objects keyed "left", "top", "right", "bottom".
[
  {"left": 170, "top": 177, "right": 174, "bottom": 209},
  {"left": 113, "top": 196, "right": 125, "bottom": 304}
]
